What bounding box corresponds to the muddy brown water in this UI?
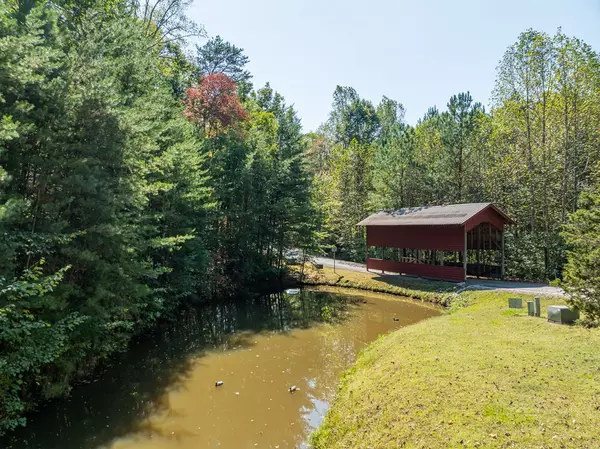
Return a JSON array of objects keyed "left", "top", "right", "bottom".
[{"left": 4, "top": 288, "right": 440, "bottom": 449}]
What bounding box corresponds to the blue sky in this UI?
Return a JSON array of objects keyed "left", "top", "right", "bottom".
[{"left": 189, "top": 0, "right": 600, "bottom": 132}]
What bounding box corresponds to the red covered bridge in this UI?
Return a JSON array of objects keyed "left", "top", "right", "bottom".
[{"left": 357, "top": 203, "right": 515, "bottom": 282}]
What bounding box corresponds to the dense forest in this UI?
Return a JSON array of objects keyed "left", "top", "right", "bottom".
[
  {"left": 1, "top": 0, "right": 599, "bottom": 434},
  {"left": 0, "top": 0, "right": 317, "bottom": 432}
]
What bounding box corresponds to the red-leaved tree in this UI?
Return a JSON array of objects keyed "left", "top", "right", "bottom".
[{"left": 184, "top": 73, "right": 247, "bottom": 136}]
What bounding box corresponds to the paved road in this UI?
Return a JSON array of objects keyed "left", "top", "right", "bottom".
[
  {"left": 314, "top": 256, "right": 365, "bottom": 272},
  {"left": 312, "top": 257, "right": 565, "bottom": 297}
]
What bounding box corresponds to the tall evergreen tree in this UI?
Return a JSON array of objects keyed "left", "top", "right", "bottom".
[
  {"left": 0, "top": 0, "right": 212, "bottom": 431},
  {"left": 562, "top": 172, "right": 600, "bottom": 326}
]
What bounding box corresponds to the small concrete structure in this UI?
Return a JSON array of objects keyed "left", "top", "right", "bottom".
[
  {"left": 508, "top": 297, "right": 522, "bottom": 309},
  {"left": 548, "top": 306, "right": 580, "bottom": 325},
  {"left": 533, "top": 297, "right": 541, "bottom": 317},
  {"left": 527, "top": 301, "right": 535, "bottom": 316}
]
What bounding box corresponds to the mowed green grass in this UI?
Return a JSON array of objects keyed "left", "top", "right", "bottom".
[
  {"left": 296, "top": 265, "right": 456, "bottom": 305},
  {"left": 312, "top": 291, "right": 600, "bottom": 449}
]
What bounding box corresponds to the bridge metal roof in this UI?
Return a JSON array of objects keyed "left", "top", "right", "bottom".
[{"left": 357, "top": 203, "right": 513, "bottom": 226}]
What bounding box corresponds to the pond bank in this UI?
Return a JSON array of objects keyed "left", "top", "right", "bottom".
[
  {"left": 292, "top": 264, "right": 457, "bottom": 307},
  {"left": 311, "top": 289, "right": 600, "bottom": 448},
  {"left": 2, "top": 288, "right": 438, "bottom": 449}
]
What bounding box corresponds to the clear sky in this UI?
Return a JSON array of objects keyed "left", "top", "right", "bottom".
[{"left": 189, "top": 0, "right": 600, "bottom": 132}]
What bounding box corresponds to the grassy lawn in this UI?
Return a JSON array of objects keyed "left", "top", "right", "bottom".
[
  {"left": 292, "top": 264, "right": 457, "bottom": 306},
  {"left": 311, "top": 287, "right": 600, "bottom": 448}
]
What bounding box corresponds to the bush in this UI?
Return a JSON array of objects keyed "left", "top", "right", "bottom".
[{"left": 0, "top": 262, "right": 86, "bottom": 434}]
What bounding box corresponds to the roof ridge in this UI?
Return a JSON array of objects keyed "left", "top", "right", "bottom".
[
  {"left": 375, "top": 202, "right": 492, "bottom": 213},
  {"left": 357, "top": 202, "right": 512, "bottom": 226}
]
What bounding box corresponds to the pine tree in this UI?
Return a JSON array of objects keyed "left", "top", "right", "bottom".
[{"left": 562, "top": 173, "right": 600, "bottom": 326}]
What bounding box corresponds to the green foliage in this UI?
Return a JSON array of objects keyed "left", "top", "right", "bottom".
[
  {"left": 327, "top": 86, "right": 380, "bottom": 147},
  {"left": 307, "top": 87, "right": 383, "bottom": 259},
  {"left": 308, "top": 29, "right": 600, "bottom": 281},
  {"left": 371, "top": 105, "right": 423, "bottom": 210},
  {"left": 504, "top": 230, "right": 565, "bottom": 281},
  {"left": 489, "top": 29, "right": 600, "bottom": 278},
  {"left": 562, "top": 176, "right": 600, "bottom": 326},
  {"left": 196, "top": 82, "right": 317, "bottom": 292},
  {"left": 1, "top": 0, "right": 599, "bottom": 435},
  {"left": 195, "top": 35, "right": 252, "bottom": 85},
  {"left": 320, "top": 304, "right": 334, "bottom": 322},
  {"left": 0, "top": 0, "right": 319, "bottom": 434},
  {"left": 0, "top": 262, "right": 85, "bottom": 433}
]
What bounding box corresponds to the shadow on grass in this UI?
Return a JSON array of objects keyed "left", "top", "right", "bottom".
[{"left": 367, "top": 273, "right": 456, "bottom": 293}]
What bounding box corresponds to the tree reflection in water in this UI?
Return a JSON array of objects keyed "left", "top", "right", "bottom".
[{"left": 3, "top": 289, "right": 361, "bottom": 449}]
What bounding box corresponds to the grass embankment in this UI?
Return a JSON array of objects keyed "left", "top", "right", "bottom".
[
  {"left": 293, "top": 264, "right": 457, "bottom": 306},
  {"left": 312, "top": 290, "right": 600, "bottom": 448}
]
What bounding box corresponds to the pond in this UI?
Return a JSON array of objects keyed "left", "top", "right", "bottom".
[{"left": 4, "top": 287, "right": 440, "bottom": 449}]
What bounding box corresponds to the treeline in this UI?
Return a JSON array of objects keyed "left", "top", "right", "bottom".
[
  {"left": 2, "top": 0, "right": 600, "bottom": 431},
  {"left": 309, "top": 29, "right": 600, "bottom": 281},
  {"left": 0, "top": 0, "right": 315, "bottom": 432}
]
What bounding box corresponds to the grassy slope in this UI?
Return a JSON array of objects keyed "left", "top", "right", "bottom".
[
  {"left": 312, "top": 290, "right": 600, "bottom": 449},
  {"left": 295, "top": 265, "right": 456, "bottom": 305}
]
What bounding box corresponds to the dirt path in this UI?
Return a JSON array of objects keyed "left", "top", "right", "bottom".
[{"left": 312, "top": 257, "right": 565, "bottom": 297}]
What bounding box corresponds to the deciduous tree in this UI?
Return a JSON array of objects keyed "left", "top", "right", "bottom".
[{"left": 184, "top": 73, "right": 247, "bottom": 136}]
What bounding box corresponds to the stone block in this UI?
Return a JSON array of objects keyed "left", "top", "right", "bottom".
[
  {"left": 547, "top": 305, "right": 579, "bottom": 324},
  {"left": 508, "top": 298, "right": 522, "bottom": 309}
]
